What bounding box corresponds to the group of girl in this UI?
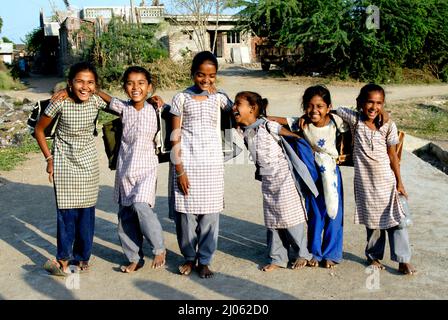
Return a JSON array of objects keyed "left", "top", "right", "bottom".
[{"left": 35, "top": 51, "right": 416, "bottom": 279}]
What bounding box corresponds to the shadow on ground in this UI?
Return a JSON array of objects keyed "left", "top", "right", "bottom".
[{"left": 0, "top": 179, "right": 271, "bottom": 299}]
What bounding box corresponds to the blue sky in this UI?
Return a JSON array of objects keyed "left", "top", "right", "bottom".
[{"left": 1, "top": 1, "right": 239, "bottom": 44}]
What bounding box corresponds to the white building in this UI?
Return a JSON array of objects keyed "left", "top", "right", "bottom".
[{"left": 0, "top": 41, "right": 14, "bottom": 64}]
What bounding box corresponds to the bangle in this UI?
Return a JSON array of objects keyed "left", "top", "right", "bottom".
[
  {"left": 176, "top": 171, "right": 185, "bottom": 178},
  {"left": 45, "top": 155, "right": 53, "bottom": 162}
]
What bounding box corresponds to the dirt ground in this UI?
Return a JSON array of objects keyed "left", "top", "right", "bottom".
[{"left": 0, "top": 66, "right": 447, "bottom": 300}]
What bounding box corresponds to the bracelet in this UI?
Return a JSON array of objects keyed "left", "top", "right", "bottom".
[
  {"left": 45, "top": 155, "right": 53, "bottom": 162},
  {"left": 176, "top": 171, "right": 185, "bottom": 178}
]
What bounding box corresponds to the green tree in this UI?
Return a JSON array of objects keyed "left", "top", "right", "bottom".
[
  {"left": 420, "top": 0, "right": 448, "bottom": 81},
  {"left": 24, "top": 28, "right": 45, "bottom": 55},
  {"left": 232, "top": 0, "right": 448, "bottom": 82},
  {"left": 86, "top": 18, "right": 168, "bottom": 84}
]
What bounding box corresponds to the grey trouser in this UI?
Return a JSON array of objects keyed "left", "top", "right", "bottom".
[
  {"left": 174, "top": 211, "right": 219, "bottom": 265},
  {"left": 267, "top": 223, "right": 313, "bottom": 267},
  {"left": 365, "top": 226, "right": 411, "bottom": 263},
  {"left": 117, "top": 202, "right": 165, "bottom": 264}
]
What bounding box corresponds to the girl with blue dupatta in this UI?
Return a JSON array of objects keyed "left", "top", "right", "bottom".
[{"left": 269, "top": 85, "right": 348, "bottom": 269}]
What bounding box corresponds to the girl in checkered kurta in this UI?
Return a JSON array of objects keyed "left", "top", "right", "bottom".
[
  {"left": 96, "top": 66, "right": 167, "bottom": 273},
  {"left": 35, "top": 62, "right": 107, "bottom": 276},
  {"left": 170, "top": 51, "right": 233, "bottom": 279},
  {"left": 232, "top": 91, "right": 312, "bottom": 272},
  {"left": 336, "top": 83, "right": 416, "bottom": 275}
]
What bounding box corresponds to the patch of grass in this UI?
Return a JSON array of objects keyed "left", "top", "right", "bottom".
[
  {"left": 397, "top": 68, "right": 442, "bottom": 85},
  {"left": 0, "top": 70, "right": 27, "bottom": 90},
  {"left": 388, "top": 96, "right": 448, "bottom": 140},
  {"left": 0, "top": 136, "right": 48, "bottom": 171}
]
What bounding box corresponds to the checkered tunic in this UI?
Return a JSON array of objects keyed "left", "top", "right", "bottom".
[
  {"left": 109, "top": 98, "right": 159, "bottom": 207},
  {"left": 170, "top": 92, "right": 232, "bottom": 214},
  {"left": 336, "top": 107, "right": 405, "bottom": 229},
  {"left": 244, "top": 120, "right": 307, "bottom": 229},
  {"left": 45, "top": 95, "right": 106, "bottom": 209}
]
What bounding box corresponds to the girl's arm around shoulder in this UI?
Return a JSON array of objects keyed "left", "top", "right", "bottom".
[
  {"left": 96, "top": 90, "right": 112, "bottom": 105},
  {"left": 217, "top": 91, "right": 233, "bottom": 111},
  {"left": 148, "top": 95, "right": 165, "bottom": 110},
  {"left": 279, "top": 126, "right": 301, "bottom": 139},
  {"left": 330, "top": 113, "right": 350, "bottom": 133},
  {"left": 169, "top": 93, "right": 184, "bottom": 117},
  {"left": 266, "top": 116, "right": 288, "bottom": 126},
  {"left": 44, "top": 98, "right": 63, "bottom": 118},
  {"left": 266, "top": 120, "right": 301, "bottom": 139},
  {"left": 103, "top": 96, "right": 130, "bottom": 115},
  {"left": 267, "top": 116, "right": 304, "bottom": 133},
  {"left": 334, "top": 106, "right": 358, "bottom": 127}
]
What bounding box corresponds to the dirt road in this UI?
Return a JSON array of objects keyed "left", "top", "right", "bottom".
[{"left": 0, "top": 67, "right": 447, "bottom": 300}]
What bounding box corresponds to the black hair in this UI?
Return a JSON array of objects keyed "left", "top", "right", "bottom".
[
  {"left": 191, "top": 51, "right": 218, "bottom": 77},
  {"left": 67, "top": 61, "right": 99, "bottom": 86},
  {"left": 356, "top": 83, "right": 385, "bottom": 112},
  {"left": 122, "top": 66, "right": 153, "bottom": 86},
  {"left": 302, "top": 85, "right": 332, "bottom": 111},
  {"left": 235, "top": 91, "right": 268, "bottom": 118}
]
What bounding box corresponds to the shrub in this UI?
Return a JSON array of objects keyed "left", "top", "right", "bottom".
[
  {"left": 84, "top": 18, "right": 172, "bottom": 88},
  {"left": 0, "top": 70, "right": 26, "bottom": 90}
]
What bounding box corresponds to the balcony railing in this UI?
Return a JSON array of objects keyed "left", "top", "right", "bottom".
[{"left": 81, "top": 6, "right": 165, "bottom": 23}]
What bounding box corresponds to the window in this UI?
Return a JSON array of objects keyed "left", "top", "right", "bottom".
[{"left": 226, "top": 31, "right": 240, "bottom": 44}]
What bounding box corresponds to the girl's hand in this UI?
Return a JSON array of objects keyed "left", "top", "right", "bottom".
[
  {"left": 177, "top": 173, "right": 190, "bottom": 196},
  {"left": 397, "top": 182, "right": 408, "bottom": 199},
  {"left": 46, "top": 160, "right": 54, "bottom": 183},
  {"left": 51, "top": 89, "right": 68, "bottom": 103},
  {"left": 298, "top": 116, "right": 307, "bottom": 130},
  {"left": 207, "top": 84, "right": 217, "bottom": 95},
  {"left": 148, "top": 95, "right": 165, "bottom": 109},
  {"left": 379, "top": 109, "right": 390, "bottom": 125}
]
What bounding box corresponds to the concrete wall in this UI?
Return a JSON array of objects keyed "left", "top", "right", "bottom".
[{"left": 165, "top": 27, "right": 255, "bottom": 63}]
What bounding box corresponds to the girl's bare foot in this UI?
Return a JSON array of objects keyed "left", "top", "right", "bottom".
[
  {"left": 399, "top": 263, "right": 417, "bottom": 275},
  {"left": 368, "top": 259, "right": 385, "bottom": 270},
  {"left": 307, "top": 258, "right": 319, "bottom": 267},
  {"left": 198, "top": 264, "right": 214, "bottom": 279},
  {"left": 292, "top": 258, "right": 308, "bottom": 269},
  {"left": 152, "top": 251, "right": 166, "bottom": 269},
  {"left": 179, "top": 261, "right": 195, "bottom": 276},
  {"left": 120, "top": 262, "right": 143, "bottom": 273},
  {"left": 58, "top": 259, "right": 70, "bottom": 272},
  {"left": 324, "top": 260, "right": 336, "bottom": 269},
  {"left": 261, "top": 264, "right": 281, "bottom": 272}
]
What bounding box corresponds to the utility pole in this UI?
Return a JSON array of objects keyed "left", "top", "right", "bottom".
[{"left": 130, "top": 0, "right": 135, "bottom": 24}]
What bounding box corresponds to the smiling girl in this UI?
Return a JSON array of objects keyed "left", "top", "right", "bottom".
[
  {"left": 336, "top": 83, "right": 416, "bottom": 275},
  {"left": 268, "top": 85, "right": 348, "bottom": 269},
  {"left": 233, "top": 91, "right": 313, "bottom": 272},
  {"left": 36, "top": 62, "right": 107, "bottom": 276},
  {"left": 169, "top": 51, "right": 233, "bottom": 278},
  {"left": 101, "top": 66, "right": 167, "bottom": 273}
]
